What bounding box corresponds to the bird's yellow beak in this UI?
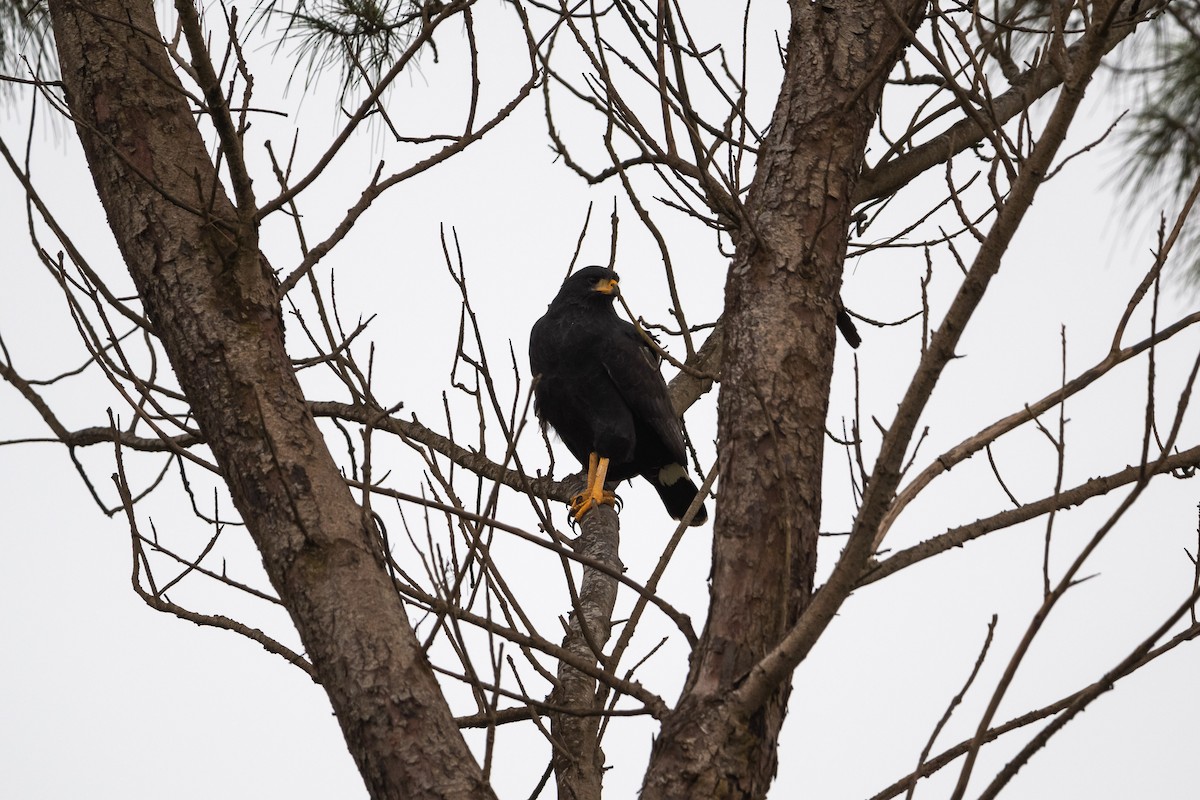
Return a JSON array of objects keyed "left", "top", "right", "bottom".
[{"left": 595, "top": 278, "right": 619, "bottom": 295}]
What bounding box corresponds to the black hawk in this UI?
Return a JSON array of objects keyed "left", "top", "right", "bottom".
[{"left": 529, "top": 266, "right": 708, "bottom": 525}]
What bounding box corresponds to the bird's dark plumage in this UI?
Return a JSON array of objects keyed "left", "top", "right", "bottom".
[{"left": 529, "top": 266, "right": 707, "bottom": 525}]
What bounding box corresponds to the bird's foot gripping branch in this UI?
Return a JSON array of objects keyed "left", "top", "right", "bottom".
[{"left": 569, "top": 452, "right": 619, "bottom": 521}]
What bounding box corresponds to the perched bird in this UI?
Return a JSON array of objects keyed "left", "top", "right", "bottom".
[{"left": 529, "top": 266, "right": 708, "bottom": 526}]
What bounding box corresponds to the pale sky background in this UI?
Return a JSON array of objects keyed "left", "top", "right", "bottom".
[{"left": 2, "top": 4, "right": 1199, "bottom": 799}]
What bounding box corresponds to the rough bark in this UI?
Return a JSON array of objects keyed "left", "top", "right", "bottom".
[
  {"left": 550, "top": 503, "right": 622, "bottom": 800},
  {"left": 46, "top": 3, "right": 493, "bottom": 798},
  {"left": 641, "top": 3, "right": 924, "bottom": 798}
]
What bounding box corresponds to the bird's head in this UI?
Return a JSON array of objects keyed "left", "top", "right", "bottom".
[{"left": 556, "top": 266, "right": 620, "bottom": 305}]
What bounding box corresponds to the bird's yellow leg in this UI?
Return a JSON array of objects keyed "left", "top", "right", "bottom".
[
  {"left": 570, "top": 453, "right": 618, "bottom": 520},
  {"left": 586, "top": 452, "right": 598, "bottom": 489}
]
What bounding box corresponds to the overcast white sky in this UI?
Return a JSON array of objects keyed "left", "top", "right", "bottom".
[{"left": 2, "top": 4, "right": 1199, "bottom": 799}]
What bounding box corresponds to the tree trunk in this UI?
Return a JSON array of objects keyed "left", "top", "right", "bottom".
[
  {"left": 641, "top": 3, "right": 924, "bottom": 797},
  {"left": 551, "top": 504, "right": 622, "bottom": 800},
  {"left": 46, "top": 3, "right": 492, "bottom": 798}
]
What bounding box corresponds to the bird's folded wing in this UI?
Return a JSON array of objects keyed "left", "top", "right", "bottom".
[{"left": 601, "top": 324, "right": 688, "bottom": 463}]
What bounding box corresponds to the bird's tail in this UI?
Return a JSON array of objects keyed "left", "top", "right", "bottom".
[{"left": 644, "top": 464, "right": 708, "bottom": 526}]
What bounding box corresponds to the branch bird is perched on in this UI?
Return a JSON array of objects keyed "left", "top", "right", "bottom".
[{"left": 529, "top": 266, "right": 708, "bottom": 525}]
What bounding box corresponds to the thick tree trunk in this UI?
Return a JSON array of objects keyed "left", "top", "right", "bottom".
[
  {"left": 47, "top": 3, "right": 492, "bottom": 798},
  {"left": 642, "top": 3, "right": 924, "bottom": 797}
]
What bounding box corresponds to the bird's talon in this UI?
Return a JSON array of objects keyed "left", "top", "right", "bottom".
[
  {"left": 569, "top": 489, "right": 618, "bottom": 521},
  {"left": 568, "top": 493, "right": 588, "bottom": 518}
]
